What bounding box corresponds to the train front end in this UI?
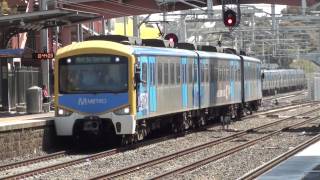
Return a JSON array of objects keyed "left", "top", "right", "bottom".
[{"left": 54, "top": 41, "right": 136, "bottom": 140}]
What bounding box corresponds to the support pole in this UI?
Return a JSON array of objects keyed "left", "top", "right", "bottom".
[
  {"left": 271, "top": 3, "right": 276, "bottom": 60},
  {"left": 123, "top": 17, "right": 127, "bottom": 36},
  {"left": 40, "top": 0, "right": 50, "bottom": 94},
  {"left": 207, "top": 0, "right": 213, "bottom": 19},
  {"left": 133, "top": 16, "right": 139, "bottom": 37},
  {"left": 163, "top": 11, "right": 167, "bottom": 36},
  {"left": 107, "top": 19, "right": 112, "bottom": 34},
  {"left": 101, "top": 17, "right": 106, "bottom": 35},
  {"left": 302, "top": 0, "right": 306, "bottom": 15},
  {"left": 179, "top": 15, "right": 186, "bottom": 42}
]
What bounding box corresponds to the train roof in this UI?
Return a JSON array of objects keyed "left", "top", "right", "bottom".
[
  {"left": 132, "top": 46, "right": 197, "bottom": 57},
  {"left": 196, "top": 50, "right": 241, "bottom": 61},
  {"left": 262, "top": 69, "right": 305, "bottom": 73},
  {"left": 241, "top": 55, "right": 261, "bottom": 63},
  {"left": 56, "top": 40, "right": 134, "bottom": 59},
  {"left": 56, "top": 40, "right": 262, "bottom": 64}
]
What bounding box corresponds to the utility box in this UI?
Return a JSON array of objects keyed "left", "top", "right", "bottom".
[{"left": 26, "top": 86, "right": 42, "bottom": 114}]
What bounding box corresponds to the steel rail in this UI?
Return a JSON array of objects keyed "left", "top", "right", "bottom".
[
  {"left": 0, "top": 150, "right": 67, "bottom": 172},
  {"left": 89, "top": 108, "right": 320, "bottom": 180},
  {"left": 0, "top": 135, "right": 174, "bottom": 180},
  {"left": 152, "top": 116, "right": 320, "bottom": 179},
  {"left": 263, "top": 90, "right": 306, "bottom": 101},
  {"left": 242, "top": 101, "right": 314, "bottom": 120},
  {"left": 239, "top": 134, "right": 320, "bottom": 180}
]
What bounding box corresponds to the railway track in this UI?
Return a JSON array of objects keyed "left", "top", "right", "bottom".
[
  {"left": 1, "top": 101, "right": 317, "bottom": 179},
  {"left": 151, "top": 115, "right": 320, "bottom": 179},
  {"left": 243, "top": 101, "right": 315, "bottom": 120},
  {"left": 89, "top": 107, "right": 320, "bottom": 179},
  {"left": 0, "top": 135, "right": 175, "bottom": 180},
  {"left": 263, "top": 90, "right": 306, "bottom": 101},
  {"left": 238, "top": 134, "right": 320, "bottom": 180},
  {"left": 0, "top": 150, "right": 68, "bottom": 172}
]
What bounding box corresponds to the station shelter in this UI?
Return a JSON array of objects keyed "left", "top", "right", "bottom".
[{"left": 0, "top": 1, "right": 100, "bottom": 112}]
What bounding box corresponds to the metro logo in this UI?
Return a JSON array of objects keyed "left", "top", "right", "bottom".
[{"left": 78, "top": 98, "right": 107, "bottom": 106}]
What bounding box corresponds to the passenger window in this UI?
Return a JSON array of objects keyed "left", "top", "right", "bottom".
[
  {"left": 158, "top": 63, "right": 162, "bottom": 85},
  {"left": 205, "top": 64, "right": 209, "bottom": 82},
  {"left": 164, "top": 63, "right": 169, "bottom": 85},
  {"left": 142, "top": 63, "right": 147, "bottom": 82},
  {"left": 176, "top": 63, "right": 180, "bottom": 84},
  {"left": 210, "top": 64, "right": 214, "bottom": 82},
  {"left": 170, "top": 63, "right": 175, "bottom": 84},
  {"left": 201, "top": 64, "right": 205, "bottom": 83},
  {"left": 188, "top": 63, "right": 193, "bottom": 83},
  {"left": 150, "top": 63, "right": 154, "bottom": 86}
]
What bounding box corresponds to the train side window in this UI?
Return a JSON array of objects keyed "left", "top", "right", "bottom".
[
  {"left": 226, "top": 67, "right": 229, "bottom": 81},
  {"left": 188, "top": 63, "right": 193, "bottom": 83},
  {"left": 142, "top": 63, "right": 147, "bottom": 83},
  {"left": 223, "top": 67, "right": 226, "bottom": 81},
  {"left": 150, "top": 63, "right": 154, "bottom": 86},
  {"left": 205, "top": 64, "right": 209, "bottom": 82},
  {"left": 176, "top": 63, "right": 181, "bottom": 84},
  {"left": 170, "top": 63, "right": 175, "bottom": 85},
  {"left": 214, "top": 67, "right": 218, "bottom": 81},
  {"left": 164, "top": 63, "right": 169, "bottom": 85},
  {"left": 201, "top": 63, "right": 205, "bottom": 83},
  {"left": 182, "top": 64, "right": 186, "bottom": 83},
  {"left": 152, "top": 63, "right": 156, "bottom": 86},
  {"left": 158, "top": 63, "right": 162, "bottom": 85}
]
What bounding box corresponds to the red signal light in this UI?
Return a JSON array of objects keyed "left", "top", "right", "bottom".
[
  {"left": 223, "top": 9, "right": 237, "bottom": 27},
  {"left": 164, "top": 33, "right": 178, "bottom": 44}
]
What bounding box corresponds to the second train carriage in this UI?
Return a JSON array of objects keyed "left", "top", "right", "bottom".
[{"left": 54, "top": 40, "right": 262, "bottom": 144}]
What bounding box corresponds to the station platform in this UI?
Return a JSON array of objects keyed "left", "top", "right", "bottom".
[
  {"left": 0, "top": 112, "right": 56, "bottom": 160},
  {"left": 0, "top": 112, "right": 54, "bottom": 131},
  {"left": 258, "top": 140, "right": 320, "bottom": 180}
]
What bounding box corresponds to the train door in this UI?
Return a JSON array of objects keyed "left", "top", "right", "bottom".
[
  {"left": 137, "top": 56, "right": 157, "bottom": 117},
  {"left": 148, "top": 57, "right": 157, "bottom": 113},
  {"left": 193, "top": 58, "right": 200, "bottom": 108},
  {"left": 181, "top": 57, "right": 188, "bottom": 108},
  {"left": 137, "top": 56, "right": 149, "bottom": 118},
  {"left": 230, "top": 61, "right": 235, "bottom": 102}
]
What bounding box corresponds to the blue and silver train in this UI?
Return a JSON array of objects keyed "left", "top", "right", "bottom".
[
  {"left": 262, "top": 69, "right": 306, "bottom": 96},
  {"left": 54, "top": 37, "right": 262, "bottom": 144}
]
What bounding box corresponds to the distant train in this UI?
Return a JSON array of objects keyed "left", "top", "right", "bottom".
[
  {"left": 54, "top": 36, "right": 263, "bottom": 144},
  {"left": 262, "top": 69, "right": 306, "bottom": 96}
]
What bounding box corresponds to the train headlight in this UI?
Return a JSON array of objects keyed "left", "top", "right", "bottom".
[
  {"left": 113, "top": 106, "right": 130, "bottom": 115},
  {"left": 55, "top": 107, "right": 73, "bottom": 117}
]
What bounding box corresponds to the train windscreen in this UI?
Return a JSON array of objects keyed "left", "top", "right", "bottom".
[{"left": 59, "top": 54, "right": 128, "bottom": 93}]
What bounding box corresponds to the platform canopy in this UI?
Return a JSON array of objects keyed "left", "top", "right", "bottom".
[
  {"left": 58, "top": 0, "right": 320, "bottom": 19},
  {"left": 0, "top": 8, "right": 100, "bottom": 32},
  {"left": 0, "top": 8, "right": 101, "bottom": 48}
]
